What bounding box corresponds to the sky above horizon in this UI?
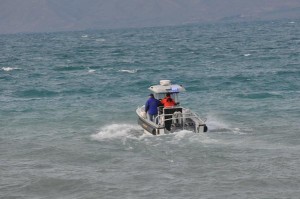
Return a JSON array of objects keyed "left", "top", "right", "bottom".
[{"left": 0, "top": 0, "right": 300, "bottom": 34}]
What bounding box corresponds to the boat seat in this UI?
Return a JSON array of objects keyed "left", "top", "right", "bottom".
[{"left": 163, "top": 107, "right": 182, "bottom": 115}]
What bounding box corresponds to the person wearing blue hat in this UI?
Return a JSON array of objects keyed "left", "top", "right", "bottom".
[{"left": 145, "top": 94, "right": 161, "bottom": 123}]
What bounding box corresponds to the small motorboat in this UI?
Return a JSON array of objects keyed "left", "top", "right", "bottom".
[{"left": 136, "top": 80, "right": 208, "bottom": 135}]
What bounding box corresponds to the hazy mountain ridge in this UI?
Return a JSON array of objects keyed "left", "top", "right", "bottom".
[{"left": 0, "top": 0, "right": 300, "bottom": 34}]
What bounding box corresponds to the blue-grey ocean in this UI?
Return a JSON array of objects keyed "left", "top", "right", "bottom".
[{"left": 1, "top": 20, "right": 300, "bottom": 199}]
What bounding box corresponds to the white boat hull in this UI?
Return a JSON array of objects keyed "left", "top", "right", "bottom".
[{"left": 136, "top": 106, "right": 207, "bottom": 135}]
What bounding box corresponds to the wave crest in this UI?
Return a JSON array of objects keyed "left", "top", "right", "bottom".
[
  {"left": 118, "top": 69, "right": 138, "bottom": 74},
  {"left": 1, "top": 67, "right": 20, "bottom": 71}
]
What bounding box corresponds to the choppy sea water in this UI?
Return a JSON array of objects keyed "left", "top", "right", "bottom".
[{"left": 1, "top": 20, "right": 300, "bottom": 198}]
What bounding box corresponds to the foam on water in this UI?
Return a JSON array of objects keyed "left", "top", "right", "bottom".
[
  {"left": 1, "top": 67, "right": 20, "bottom": 71},
  {"left": 118, "top": 69, "right": 138, "bottom": 73},
  {"left": 205, "top": 113, "right": 252, "bottom": 135},
  {"left": 95, "top": 38, "right": 106, "bottom": 42},
  {"left": 91, "top": 124, "right": 142, "bottom": 141},
  {"left": 87, "top": 68, "right": 96, "bottom": 73},
  {"left": 90, "top": 123, "right": 219, "bottom": 146},
  {"left": 171, "top": 130, "right": 219, "bottom": 144},
  {"left": 205, "top": 113, "right": 231, "bottom": 132}
]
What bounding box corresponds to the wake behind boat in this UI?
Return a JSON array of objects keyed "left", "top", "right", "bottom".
[{"left": 136, "top": 80, "right": 208, "bottom": 135}]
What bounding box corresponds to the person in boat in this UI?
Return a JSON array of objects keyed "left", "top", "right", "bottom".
[
  {"left": 161, "top": 93, "right": 177, "bottom": 107},
  {"left": 160, "top": 93, "right": 178, "bottom": 131},
  {"left": 145, "top": 94, "right": 161, "bottom": 123}
]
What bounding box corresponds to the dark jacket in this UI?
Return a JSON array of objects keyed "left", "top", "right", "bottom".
[{"left": 145, "top": 97, "right": 161, "bottom": 115}]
